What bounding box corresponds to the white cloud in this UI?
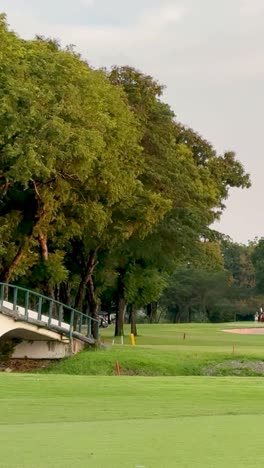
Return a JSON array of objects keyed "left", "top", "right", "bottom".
[
  {"left": 79, "top": 0, "right": 95, "bottom": 7},
  {"left": 240, "top": 0, "right": 264, "bottom": 17},
  {"left": 2, "top": 0, "right": 264, "bottom": 242},
  {"left": 2, "top": 2, "right": 186, "bottom": 48},
  {"left": 68, "top": 3, "right": 186, "bottom": 44},
  {"left": 3, "top": 1, "right": 264, "bottom": 82},
  {"left": 17, "top": 3, "right": 187, "bottom": 70},
  {"left": 6, "top": 1, "right": 264, "bottom": 84},
  {"left": 138, "top": 3, "right": 186, "bottom": 29}
]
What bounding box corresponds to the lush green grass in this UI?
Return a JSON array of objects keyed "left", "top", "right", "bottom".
[
  {"left": 1, "top": 373, "right": 264, "bottom": 467},
  {"left": 45, "top": 323, "right": 264, "bottom": 376},
  {"left": 3, "top": 324, "right": 264, "bottom": 466}
]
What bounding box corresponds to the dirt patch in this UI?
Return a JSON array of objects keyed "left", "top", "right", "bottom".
[
  {"left": 223, "top": 328, "right": 264, "bottom": 335},
  {"left": 0, "top": 359, "right": 55, "bottom": 373},
  {"left": 203, "top": 360, "right": 264, "bottom": 376}
]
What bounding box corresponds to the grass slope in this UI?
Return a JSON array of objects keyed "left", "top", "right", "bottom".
[
  {"left": 45, "top": 323, "right": 264, "bottom": 376},
  {"left": 1, "top": 374, "right": 264, "bottom": 467}
]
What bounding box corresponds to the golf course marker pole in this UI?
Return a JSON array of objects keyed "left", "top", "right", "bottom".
[
  {"left": 130, "top": 333, "right": 136, "bottom": 345},
  {"left": 112, "top": 334, "right": 124, "bottom": 345},
  {"left": 115, "top": 361, "right": 121, "bottom": 375}
]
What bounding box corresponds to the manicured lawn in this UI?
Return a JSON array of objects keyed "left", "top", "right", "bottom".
[
  {"left": 45, "top": 323, "right": 264, "bottom": 376},
  {"left": 2, "top": 325, "right": 264, "bottom": 466},
  {"left": 102, "top": 322, "right": 264, "bottom": 352},
  {"left": 1, "top": 373, "right": 264, "bottom": 467}
]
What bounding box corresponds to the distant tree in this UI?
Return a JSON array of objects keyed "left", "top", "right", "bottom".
[
  {"left": 160, "top": 268, "right": 232, "bottom": 323},
  {"left": 251, "top": 238, "right": 264, "bottom": 294},
  {"left": 221, "top": 238, "right": 255, "bottom": 288}
]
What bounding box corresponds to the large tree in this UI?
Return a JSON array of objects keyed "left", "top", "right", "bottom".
[
  {"left": 105, "top": 66, "right": 250, "bottom": 334},
  {"left": 0, "top": 18, "right": 143, "bottom": 312},
  {"left": 0, "top": 17, "right": 169, "bottom": 334},
  {"left": 0, "top": 19, "right": 251, "bottom": 337}
]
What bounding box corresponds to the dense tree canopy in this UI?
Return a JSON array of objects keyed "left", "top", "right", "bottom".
[{"left": 0, "top": 15, "right": 252, "bottom": 336}]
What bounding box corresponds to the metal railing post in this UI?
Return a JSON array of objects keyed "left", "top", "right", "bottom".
[
  {"left": 13, "top": 287, "right": 18, "bottom": 312},
  {"left": 38, "top": 297, "right": 42, "bottom": 321},
  {"left": 0, "top": 283, "right": 4, "bottom": 309},
  {"left": 94, "top": 320, "right": 99, "bottom": 340},
  {"left": 78, "top": 314, "right": 83, "bottom": 333},
  {"left": 87, "top": 318, "right": 91, "bottom": 337},
  {"left": 69, "top": 310, "right": 74, "bottom": 339},
  {"left": 59, "top": 304, "right": 63, "bottom": 327},
  {"left": 48, "top": 301, "right": 53, "bottom": 327},
  {"left": 24, "top": 290, "right": 29, "bottom": 320}
]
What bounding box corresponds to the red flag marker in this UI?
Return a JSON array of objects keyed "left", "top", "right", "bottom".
[{"left": 115, "top": 361, "right": 121, "bottom": 375}]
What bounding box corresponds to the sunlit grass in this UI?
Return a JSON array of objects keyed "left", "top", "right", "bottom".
[
  {"left": 1, "top": 374, "right": 264, "bottom": 467},
  {"left": 44, "top": 322, "right": 264, "bottom": 376}
]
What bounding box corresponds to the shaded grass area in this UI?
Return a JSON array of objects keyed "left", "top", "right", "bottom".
[
  {"left": 1, "top": 374, "right": 264, "bottom": 467},
  {"left": 44, "top": 323, "right": 264, "bottom": 377}
]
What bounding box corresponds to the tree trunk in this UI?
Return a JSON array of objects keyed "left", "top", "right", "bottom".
[
  {"left": 147, "top": 302, "right": 158, "bottom": 323},
  {"left": 1, "top": 247, "right": 24, "bottom": 283},
  {"left": 174, "top": 310, "right": 178, "bottom": 323},
  {"left": 115, "top": 271, "right": 126, "bottom": 337},
  {"left": 0, "top": 185, "right": 45, "bottom": 284},
  {"left": 129, "top": 306, "right": 137, "bottom": 336},
  {"left": 147, "top": 304, "right": 152, "bottom": 323},
  {"left": 59, "top": 282, "right": 70, "bottom": 306},
  {"left": 74, "top": 250, "right": 99, "bottom": 339},
  {"left": 74, "top": 250, "right": 97, "bottom": 311},
  {"left": 38, "top": 232, "right": 58, "bottom": 316},
  {"left": 38, "top": 233, "right": 48, "bottom": 261},
  {"left": 86, "top": 275, "right": 99, "bottom": 338},
  {"left": 173, "top": 305, "right": 180, "bottom": 323},
  {"left": 107, "top": 311, "right": 112, "bottom": 325},
  {"left": 115, "top": 297, "right": 127, "bottom": 337},
  {"left": 157, "top": 310, "right": 163, "bottom": 323}
]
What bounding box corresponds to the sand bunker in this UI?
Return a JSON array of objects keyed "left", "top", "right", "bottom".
[{"left": 223, "top": 328, "right": 264, "bottom": 335}]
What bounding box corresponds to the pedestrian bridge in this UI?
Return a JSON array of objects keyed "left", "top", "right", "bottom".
[{"left": 0, "top": 283, "right": 99, "bottom": 359}]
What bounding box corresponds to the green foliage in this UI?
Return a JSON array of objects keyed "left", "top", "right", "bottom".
[
  {"left": 251, "top": 238, "right": 264, "bottom": 294},
  {"left": 175, "top": 125, "right": 251, "bottom": 209},
  {"left": 124, "top": 265, "right": 168, "bottom": 308},
  {"left": 221, "top": 237, "right": 255, "bottom": 288},
  {"left": 0, "top": 16, "right": 144, "bottom": 289},
  {"left": 0, "top": 17, "right": 251, "bottom": 328},
  {"left": 30, "top": 251, "right": 68, "bottom": 287},
  {"left": 160, "top": 237, "right": 262, "bottom": 324},
  {"left": 161, "top": 267, "right": 232, "bottom": 323}
]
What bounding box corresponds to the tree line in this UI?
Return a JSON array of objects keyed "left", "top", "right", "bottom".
[
  {"left": 0, "top": 15, "right": 251, "bottom": 336},
  {"left": 160, "top": 237, "right": 264, "bottom": 325}
]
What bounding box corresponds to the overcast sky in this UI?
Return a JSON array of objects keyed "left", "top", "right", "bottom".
[{"left": 1, "top": 0, "right": 263, "bottom": 244}]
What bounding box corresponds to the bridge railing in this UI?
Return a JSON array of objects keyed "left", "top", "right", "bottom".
[{"left": 0, "top": 283, "right": 99, "bottom": 341}]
